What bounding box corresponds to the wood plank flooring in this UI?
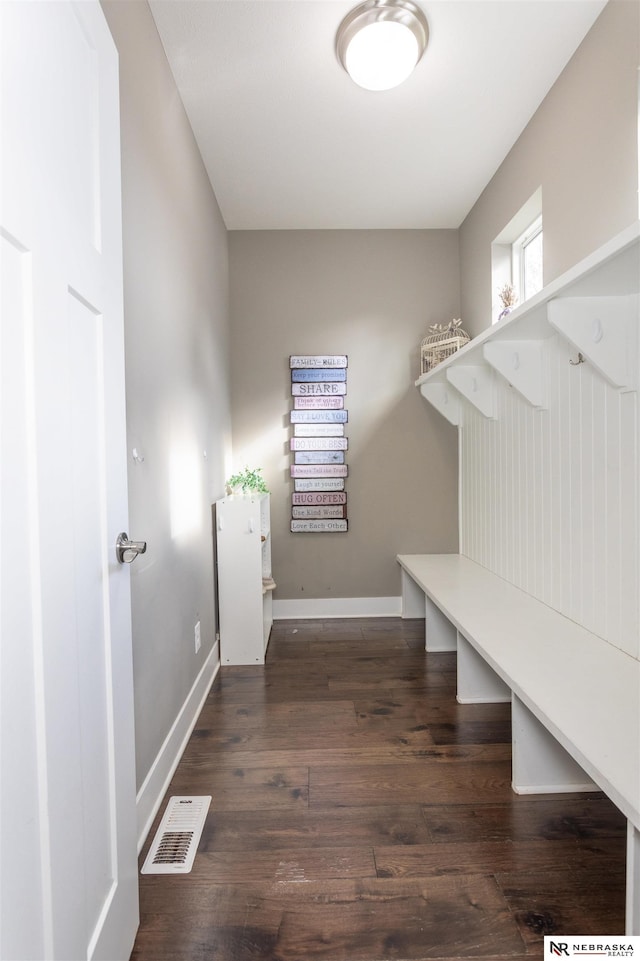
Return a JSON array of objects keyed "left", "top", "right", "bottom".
[{"left": 132, "top": 618, "right": 626, "bottom": 961}]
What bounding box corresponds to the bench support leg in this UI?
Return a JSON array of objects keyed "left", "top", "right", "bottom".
[
  {"left": 511, "top": 695, "right": 596, "bottom": 794},
  {"left": 627, "top": 822, "right": 640, "bottom": 935},
  {"left": 400, "top": 569, "right": 425, "bottom": 619},
  {"left": 456, "top": 633, "right": 510, "bottom": 703},
  {"left": 424, "top": 595, "right": 457, "bottom": 652}
]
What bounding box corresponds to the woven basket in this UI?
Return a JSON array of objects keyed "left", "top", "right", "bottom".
[{"left": 420, "top": 319, "right": 470, "bottom": 374}]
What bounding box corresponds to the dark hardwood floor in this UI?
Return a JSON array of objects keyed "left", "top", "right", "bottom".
[{"left": 132, "top": 618, "right": 626, "bottom": 961}]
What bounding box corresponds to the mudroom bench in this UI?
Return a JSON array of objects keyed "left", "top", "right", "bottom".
[{"left": 397, "top": 552, "right": 640, "bottom": 934}]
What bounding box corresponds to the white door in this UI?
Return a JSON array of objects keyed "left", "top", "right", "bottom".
[{"left": 0, "top": 3, "right": 139, "bottom": 959}]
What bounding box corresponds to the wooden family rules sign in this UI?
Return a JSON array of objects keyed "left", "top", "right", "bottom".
[{"left": 289, "top": 356, "right": 349, "bottom": 532}]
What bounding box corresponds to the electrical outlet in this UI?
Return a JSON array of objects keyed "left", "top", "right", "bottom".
[{"left": 194, "top": 620, "right": 201, "bottom": 654}]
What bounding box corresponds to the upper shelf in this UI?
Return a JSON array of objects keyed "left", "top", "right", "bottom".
[{"left": 416, "top": 223, "right": 640, "bottom": 422}]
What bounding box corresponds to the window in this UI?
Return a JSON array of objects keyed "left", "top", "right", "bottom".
[
  {"left": 491, "top": 189, "right": 543, "bottom": 324},
  {"left": 512, "top": 215, "right": 543, "bottom": 302}
]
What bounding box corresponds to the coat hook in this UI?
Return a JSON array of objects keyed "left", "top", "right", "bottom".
[{"left": 569, "top": 352, "right": 585, "bottom": 366}]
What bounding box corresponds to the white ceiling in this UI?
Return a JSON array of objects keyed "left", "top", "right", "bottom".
[{"left": 148, "top": 0, "right": 607, "bottom": 230}]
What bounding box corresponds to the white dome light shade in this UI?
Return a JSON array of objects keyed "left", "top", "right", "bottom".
[
  {"left": 345, "top": 21, "right": 419, "bottom": 91},
  {"left": 337, "top": 0, "right": 428, "bottom": 92}
]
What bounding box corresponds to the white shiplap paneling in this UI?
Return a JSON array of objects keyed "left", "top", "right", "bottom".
[{"left": 460, "top": 331, "right": 638, "bottom": 659}]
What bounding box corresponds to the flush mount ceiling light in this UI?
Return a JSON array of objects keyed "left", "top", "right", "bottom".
[{"left": 336, "top": 0, "right": 429, "bottom": 91}]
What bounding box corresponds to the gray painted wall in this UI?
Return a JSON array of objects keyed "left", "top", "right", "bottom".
[
  {"left": 460, "top": 0, "right": 639, "bottom": 337},
  {"left": 229, "top": 230, "right": 460, "bottom": 602},
  {"left": 102, "top": 1, "right": 230, "bottom": 789}
]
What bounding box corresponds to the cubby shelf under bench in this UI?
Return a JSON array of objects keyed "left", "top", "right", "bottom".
[
  {"left": 397, "top": 552, "right": 639, "bottom": 934},
  {"left": 398, "top": 554, "right": 640, "bottom": 934}
]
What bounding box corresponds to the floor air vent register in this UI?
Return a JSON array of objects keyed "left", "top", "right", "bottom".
[{"left": 141, "top": 795, "right": 211, "bottom": 874}]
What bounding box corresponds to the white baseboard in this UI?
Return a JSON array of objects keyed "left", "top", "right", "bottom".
[
  {"left": 136, "top": 643, "right": 219, "bottom": 853},
  {"left": 272, "top": 596, "right": 402, "bottom": 619}
]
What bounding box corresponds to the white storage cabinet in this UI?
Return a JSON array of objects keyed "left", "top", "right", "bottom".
[{"left": 215, "top": 493, "right": 273, "bottom": 665}]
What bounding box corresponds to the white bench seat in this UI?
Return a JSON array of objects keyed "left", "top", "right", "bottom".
[{"left": 397, "top": 552, "right": 640, "bottom": 934}]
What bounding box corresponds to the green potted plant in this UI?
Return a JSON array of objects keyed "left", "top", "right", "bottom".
[{"left": 225, "top": 466, "right": 269, "bottom": 496}]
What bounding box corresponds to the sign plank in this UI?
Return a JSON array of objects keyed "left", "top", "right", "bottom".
[
  {"left": 294, "top": 424, "right": 344, "bottom": 437},
  {"left": 290, "top": 437, "right": 348, "bottom": 451},
  {"left": 291, "top": 368, "right": 347, "bottom": 383},
  {"left": 290, "top": 355, "right": 347, "bottom": 369},
  {"left": 290, "top": 407, "right": 347, "bottom": 421},
  {"left": 292, "top": 506, "right": 347, "bottom": 519},
  {"left": 294, "top": 451, "right": 345, "bottom": 464},
  {"left": 294, "top": 478, "right": 345, "bottom": 492},
  {"left": 291, "top": 465, "right": 348, "bottom": 478},
  {"left": 292, "top": 383, "right": 347, "bottom": 396},
  {"left": 291, "top": 519, "right": 348, "bottom": 533},
  {"left": 293, "top": 492, "right": 347, "bottom": 506}
]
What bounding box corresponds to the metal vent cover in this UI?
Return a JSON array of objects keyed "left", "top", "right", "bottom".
[{"left": 141, "top": 795, "right": 211, "bottom": 874}]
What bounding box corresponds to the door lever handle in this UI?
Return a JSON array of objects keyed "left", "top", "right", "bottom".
[{"left": 116, "top": 532, "right": 147, "bottom": 564}]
